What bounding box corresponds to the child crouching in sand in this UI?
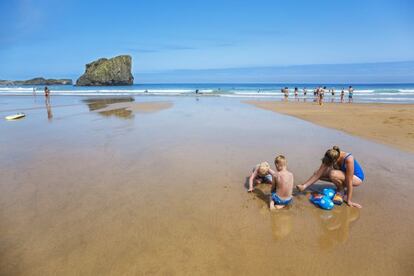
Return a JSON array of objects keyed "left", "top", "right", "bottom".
[
  {"left": 248, "top": 162, "right": 275, "bottom": 192},
  {"left": 270, "top": 155, "right": 294, "bottom": 210}
]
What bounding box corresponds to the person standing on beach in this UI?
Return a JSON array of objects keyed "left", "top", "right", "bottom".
[
  {"left": 340, "top": 88, "right": 345, "bottom": 103},
  {"left": 313, "top": 87, "right": 319, "bottom": 103},
  {"left": 318, "top": 87, "right": 324, "bottom": 105},
  {"left": 283, "top": 87, "right": 289, "bottom": 100},
  {"left": 330, "top": 89, "right": 335, "bottom": 103},
  {"left": 296, "top": 146, "right": 365, "bottom": 208},
  {"left": 348, "top": 86, "right": 354, "bottom": 103},
  {"left": 44, "top": 86, "right": 50, "bottom": 97},
  {"left": 303, "top": 87, "right": 307, "bottom": 96}
]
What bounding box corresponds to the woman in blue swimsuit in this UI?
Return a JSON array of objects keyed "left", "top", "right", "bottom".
[{"left": 297, "top": 146, "right": 365, "bottom": 208}]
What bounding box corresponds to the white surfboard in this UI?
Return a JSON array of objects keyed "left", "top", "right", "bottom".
[{"left": 5, "top": 113, "right": 26, "bottom": 120}]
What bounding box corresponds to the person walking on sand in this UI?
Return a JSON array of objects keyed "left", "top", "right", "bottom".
[
  {"left": 348, "top": 86, "right": 354, "bottom": 103},
  {"left": 296, "top": 146, "right": 365, "bottom": 208}
]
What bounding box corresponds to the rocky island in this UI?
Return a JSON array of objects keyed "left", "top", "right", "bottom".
[
  {"left": 0, "top": 77, "right": 72, "bottom": 86},
  {"left": 76, "top": 55, "right": 134, "bottom": 86}
]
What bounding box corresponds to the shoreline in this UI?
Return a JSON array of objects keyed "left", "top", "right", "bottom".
[
  {"left": 246, "top": 101, "right": 414, "bottom": 153},
  {"left": 2, "top": 82, "right": 414, "bottom": 105}
]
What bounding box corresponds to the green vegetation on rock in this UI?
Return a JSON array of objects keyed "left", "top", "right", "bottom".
[
  {"left": 0, "top": 78, "right": 72, "bottom": 85},
  {"left": 76, "top": 55, "right": 134, "bottom": 86}
]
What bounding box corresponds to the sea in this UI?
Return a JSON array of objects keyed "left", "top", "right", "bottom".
[{"left": 1, "top": 83, "right": 414, "bottom": 103}]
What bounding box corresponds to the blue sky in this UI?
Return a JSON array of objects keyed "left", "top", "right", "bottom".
[{"left": 0, "top": 0, "right": 413, "bottom": 82}]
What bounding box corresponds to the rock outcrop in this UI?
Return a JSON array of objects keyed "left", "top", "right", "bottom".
[
  {"left": 0, "top": 80, "right": 15, "bottom": 85},
  {"left": 76, "top": 55, "right": 134, "bottom": 86},
  {"left": 0, "top": 78, "right": 72, "bottom": 85},
  {"left": 22, "top": 77, "right": 72, "bottom": 85}
]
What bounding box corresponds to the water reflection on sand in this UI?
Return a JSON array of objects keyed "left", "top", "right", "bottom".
[
  {"left": 316, "top": 206, "right": 360, "bottom": 250},
  {"left": 251, "top": 183, "right": 360, "bottom": 247},
  {"left": 83, "top": 97, "right": 135, "bottom": 119},
  {"left": 270, "top": 210, "right": 293, "bottom": 241},
  {"left": 45, "top": 98, "right": 53, "bottom": 121}
]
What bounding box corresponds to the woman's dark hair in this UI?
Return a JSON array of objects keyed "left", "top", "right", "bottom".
[{"left": 322, "top": 146, "right": 341, "bottom": 166}]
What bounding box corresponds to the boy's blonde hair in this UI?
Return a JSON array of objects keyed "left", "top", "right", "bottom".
[
  {"left": 258, "top": 162, "right": 270, "bottom": 176},
  {"left": 274, "top": 155, "right": 287, "bottom": 166}
]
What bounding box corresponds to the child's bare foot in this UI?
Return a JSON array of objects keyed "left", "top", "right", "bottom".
[
  {"left": 270, "top": 200, "right": 276, "bottom": 210},
  {"left": 275, "top": 204, "right": 286, "bottom": 209}
]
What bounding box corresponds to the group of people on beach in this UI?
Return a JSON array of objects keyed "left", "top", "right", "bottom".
[
  {"left": 281, "top": 86, "right": 354, "bottom": 104},
  {"left": 248, "top": 146, "right": 364, "bottom": 210}
]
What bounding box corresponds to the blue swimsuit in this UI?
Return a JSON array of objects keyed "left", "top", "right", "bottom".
[
  {"left": 271, "top": 193, "right": 292, "bottom": 205},
  {"left": 340, "top": 153, "right": 365, "bottom": 181}
]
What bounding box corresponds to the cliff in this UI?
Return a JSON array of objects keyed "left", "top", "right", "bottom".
[{"left": 76, "top": 55, "right": 134, "bottom": 86}]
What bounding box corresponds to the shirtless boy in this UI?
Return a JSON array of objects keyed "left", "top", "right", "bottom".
[{"left": 270, "top": 155, "right": 294, "bottom": 210}]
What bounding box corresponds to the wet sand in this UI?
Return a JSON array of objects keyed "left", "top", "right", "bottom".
[
  {"left": 246, "top": 101, "right": 414, "bottom": 153},
  {"left": 1, "top": 96, "right": 414, "bottom": 275},
  {"left": 83, "top": 98, "right": 173, "bottom": 119},
  {"left": 99, "top": 101, "right": 172, "bottom": 112}
]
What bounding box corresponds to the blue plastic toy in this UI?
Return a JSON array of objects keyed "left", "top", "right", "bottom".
[
  {"left": 310, "top": 194, "right": 334, "bottom": 210},
  {"left": 322, "top": 188, "right": 336, "bottom": 200}
]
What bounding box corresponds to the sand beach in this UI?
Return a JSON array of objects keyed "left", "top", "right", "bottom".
[
  {"left": 0, "top": 96, "right": 413, "bottom": 275},
  {"left": 246, "top": 101, "right": 414, "bottom": 153}
]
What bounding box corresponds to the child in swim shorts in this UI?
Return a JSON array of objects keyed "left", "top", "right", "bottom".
[
  {"left": 270, "top": 155, "right": 294, "bottom": 210},
  {"left": 248, "top": 162, "right": 275, "bottom": 192}
]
